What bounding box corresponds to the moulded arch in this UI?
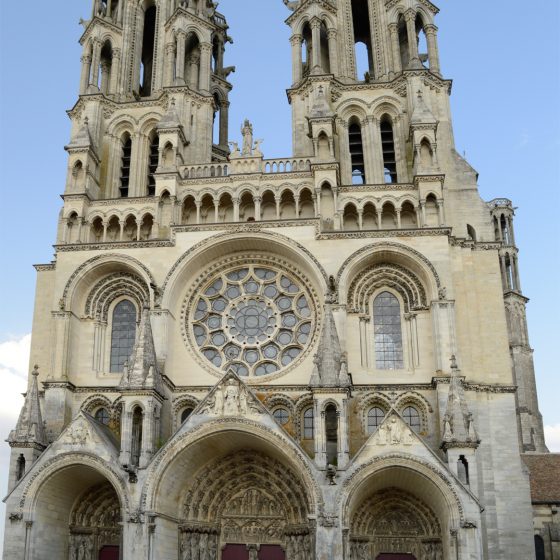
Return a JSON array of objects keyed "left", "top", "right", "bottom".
[
  {"left": 339, "top": 101, "right": 369, "bottom": 123},
  {"left": 336, "top": 243, "right": 441, "bottom": 305},
  {"left": 141, "top": 419, "right": 322, "bottom": 519},
  {"left": 107, "top": 115, "right": 137, "bottom": 138},
  {"left": 160, "top": 231, "right": 329, "bottom": 312},
  {"left": 62, "top": 254, "right": 155, "bottom": 312}
]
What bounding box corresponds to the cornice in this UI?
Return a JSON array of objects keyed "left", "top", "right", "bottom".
[
  {"left": 338, "top": 183, "right": 416, "bottom": 193},
  {"left": 316, "top": 227, "right": 451, "bottom": 241},
  {"left": 448, "top": 237, "right": 502, "bottom": 251},
  {"left": 34, "top": 263, "right": 56, "bottom": 272},
  {"left": 79, "top": 16, "right": 123, "bottom": 45},
  {"left": 55, "top": 240, "right": 175, "bottom": 253},
  {"left": 413, "top": 174, "right": 445, "bottom": 186},
  {"left": 172, "top": 219, "right": 320, "bottom": 235}
]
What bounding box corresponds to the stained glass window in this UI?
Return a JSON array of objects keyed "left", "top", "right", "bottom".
[
  {"left": 403, "top": 406, "right": 421, "bottom": 431},
  {"left": 110, "top": 300, "right": 137, "bottom": 373},
  {"left": 373, "top": 292, "right": 404, "bottom": 370},
  {"left": 367, "top": 407, "right": 385, "bottom": 433},
  {"left": 303, "top": 408, "right": 314, "bottom": 439},
  {"left": 94, "top": 408, "right": 110, "bottom": 426},
  {"left": 273, "top": 408, "right": 290, "bottom": 425},
  {"left": 191, "top": 265, "right": 314, "bottom": 377}
]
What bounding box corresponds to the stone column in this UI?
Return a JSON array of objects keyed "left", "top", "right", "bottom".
[
  {"left": 376, "top": 208, "right": 382, "bottom": 230},
  {"left": 199, "top": 42, "right": 213, "bottom": 93},
  {"left": 388, "top": 23, "right": 401, "bottom": 76},
  {"left": 119, "top": 406, "right": 133, "bottom": 465},
  {"left": 418, "top": 202, "right": 426, "bottom": 227},
  {"left": 424, "top": 24, "right": 441, "bottom": 74},
  {"left": 233, "top": 197, "right": 240, "bottom": 222},
  {"left": 405, "top": 10, "right": 420, "bottom": 69},
  {"left": 175, "top": 31, "right": 186, "bottom": 85},
  {"left": 396, "top": 208, "right": 402, "bottom": 229},
  {"left": 89, "top": 39, "right": 102, "bottom": 90},
  {"left": 290, "top": 34, "right": 303, "bottom": 84},
  {"left": 100, "top": 61, "right": 111, "bottom": 94},
  {"left": 338, "top": 401, "right": 350, "bottom": 467},
  {"left": 358, "top": 209, "right": 363, "bottom": 230},
  {"left": 189, "top": 52, "right": 200, "bottom": 89},
  {"left": 110, "top": 48, "right": 121, "bottom": 94},
  {"left": 213, "top": 198, "right": 219, "bottom": 223},
  {"left": 437, "top": 198, "right": 445, "bottom": 226},
  {"left": 80, "top": 55, "right": 92, "bottom": 94},
  {"left": 275, "top": 196, "right": 281, "bottom": 220},
  {"left": 311, "top": 19, "right": 322, "bottom": 72},
  {"left": 195, "top": 200, "right": 201, "bottom": 224},
  {"left": 254, "top": 196, "right": 262, "bottom": 221},
  {"left": 219, "top": 100, "right": 230, "bottom": 147},
  {"left": 119, "top": 219, "right": 125, "bottom": 241},
  {"left": 164, "top": 42, "right": 176, "bottom": 86},
  {"left": 327, "top": 29, "right": 339, "bottom": 75},
  {"left": 102, "top": 221, "right": 108, "bottom": 242}
]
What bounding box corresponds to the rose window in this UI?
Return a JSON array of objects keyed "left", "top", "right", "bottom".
[{"left": 191, "top": 265, "right": 314, "bottom": 377}]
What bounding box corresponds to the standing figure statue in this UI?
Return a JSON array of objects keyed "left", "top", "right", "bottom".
[
  {"left": 223, "top": 379, "right": 240, "bottom": 415},
  {"left": 241, "top": 119, "right": 253, "bottom": 156}
]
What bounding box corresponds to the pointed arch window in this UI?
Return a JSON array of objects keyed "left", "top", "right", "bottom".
[
  {"left": 303, "top": 407, "right": 314, "bottom": 439},
  {"left": 120, "top": 134, "right": 132, "bottom": 198},
  {"left": 402, "top": 406, "right": 421, "bottom": 430},
  {"left": 373, "top": 291, "right": 404, "bottom": 369},
  {"left": 16, "top": 454, "right": 26, "bottom": 481},
  {"left": 349, "top": 120, "right": 365, "bottom": 184},
  {"left": 131, "top": 406, "right": 143, "bottom": 467},
  {"left": 110, "top": 300, "right": 137, "bottom": 373},
  {"left": 367, "top": 407, "right": 385, "bottom": 433},
  {"left": 181, "top": 407, "right": 194, "bottom": 423},
  {"left": 380, "top": 117, "right": 398, "bottom": 183},
  {"left": 147, "top": 133, "right": 159, "bottom": 196},
  {"left": 139, "top": 5, "right": 157, "bottom": 97},
  {"left": 351, "top": 0, "right": 374, "bottom": 79}
]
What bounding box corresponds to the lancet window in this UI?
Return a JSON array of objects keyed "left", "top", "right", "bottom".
[
  {"left": 373, "top": 291, "right": 404, "bottom": 370},
  {"left": 351, "top": 0, "right": 374, "bottom": 79},
  {"left": 402, "top": 406, "right": 421, "bottom": 430},
  {"left": 139, "top": 4, "right": 157, "bottom": 97},
  {"left": 303, "top": 407, "right": 314, "bottom": 439},
  {"left": 109, "top": 300, "right": 137, "bottom": 373},
  {"left": 147, "top": 132, "right": 159, "bottom": 196},
  {"left": 380, "top": 117, "right": 398, "bottom": 183},
  {"left": 349, "top": 120, "right": 365, "bottom": 184},
  {"left": 119, "top": 134, "right": 132, "bottom": 198}
]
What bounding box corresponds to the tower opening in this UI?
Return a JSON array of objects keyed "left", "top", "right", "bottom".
[
  {"left": 351, "top": 0, "right": 374, "bottom": 80},
  {"left": 325, "top": 404, "right": 338, "bottom": 466},
  {"left": 16, "top": 454, "right": 25, "bottom": 481},
  {"left": 398, "top": 15, "right": 409, "bottom": 69},
  {"left": 380, "top": 117, "right": 398, "bottom": 183},
  {"left": 119, "top": 134, "right": 132, "bottom": 198},
  {"left": 185, "top": 33, "right": 201, "bottom": 90},
  {"left": 147, "top": 132, "right": 159, "bottom": 196},
  {"left": 349, "top": 120, "right": 366, "bottom": 184},
  {"left": 302, "top": 22, "right": 312, "bottom": 77},
  {"left": 416, "top": 15, "right": 429, "bottom": 68},
  {"left": 139, "top": 5, "right": 157, "bottom": 97},
  {"left": 100, "top": 41, "right": 113, "bottom": 94},
  {"left": 131, "top": 406, "right": 143, "bottom": 467},
  {"left": 320, "top": 21, "right": 331, "bottom": 73}
]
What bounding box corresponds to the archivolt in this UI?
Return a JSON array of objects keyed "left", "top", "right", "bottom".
[
  {"left": 348, "top": 263, "right": 428, "bottom": 313},
  {"left": 85, "top": 272, "right": 150, "bottom": 320}
]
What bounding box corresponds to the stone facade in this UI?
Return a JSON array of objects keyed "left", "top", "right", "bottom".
[{"left": 2, "top": 0, "right": 554, "bottom": 559}]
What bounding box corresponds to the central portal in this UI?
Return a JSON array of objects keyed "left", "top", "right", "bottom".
[{"left": 222, "top": 544, "right": 286, "bottom": 560}]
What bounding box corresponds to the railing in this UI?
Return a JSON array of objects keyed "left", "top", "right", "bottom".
[
  {"left": 183, "top": 164, "right": 230, "bottom": 179},
  {"left": 262, "top": 159, "right": 311, "bottom": 174}
]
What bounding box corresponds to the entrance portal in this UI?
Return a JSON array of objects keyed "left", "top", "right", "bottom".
[
  {"left": 221, "top": 544, "right": 286, "bottom": 560},
  {"left": 99, "top": 546, "right": 120, "bottom": 560}
]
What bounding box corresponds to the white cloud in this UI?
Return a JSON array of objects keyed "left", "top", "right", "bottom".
[{"left": 545, "top": 424, "right": 560, "bottom": 453}]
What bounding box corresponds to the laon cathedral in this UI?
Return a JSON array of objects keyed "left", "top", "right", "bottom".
[{"left": 3, "top": 0, "right": 559, "bottom": 559}]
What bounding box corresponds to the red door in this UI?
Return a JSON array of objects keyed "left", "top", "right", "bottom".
[
  {"left": 377, "top": 555, "right": 416, "bottom": 560},
  {"left": 99, "top": 546, "right": 120, "bottom": 560},
  {"left": 258, "top": 545, "right": 285, "bottom": 560},
  {"left": 222, "top": 544, "right": 249, "bottom": 560}
]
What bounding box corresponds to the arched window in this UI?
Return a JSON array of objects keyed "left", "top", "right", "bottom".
[
  {"left": 16, "top": 454, "right": 26, "bottom": 481},
  {"left": 402, "top": 406, "right": 421, "bottom": 430},
  {"left": 273, "top": 408, "right": 290, "bottom": 426},
  {"left": 181, "top": 407, "right": 194, "bottom": 423},
  {"left": 95, "top": 407, "right": 111, "bottom": 426},
  {"left": 367, "top": 407, "right": 385, "bottom": 433},
  {"left": 120, "top": 134, "right": 132, "bottom": 198},
  {"left": 139, "top": 5, "right": 157, "bottom": 97},
  {"left": 380, "top": 117, "right": 398, "bottom": 183},
  {"left": 349, "top": 121, "right": 365, "bottom": 184},
  {"left": 398, "top": 15, "right": 409, "bottom": 69},
  {"left": 131, "top": 406, "right": 143, "bottom": 467},
  {"left": 373, "top": 292, "right": 404, "bottom": 370},
  {"left": 534, "top": 535, "right": 545, "bottom": 560},
  {"left": 110, "top": 300, "right": 137, "bottom": 373},
  {"left": 301, "top": 23, "right": 312, "bottom": 77},
  {"left": 325, "top": 404, "right": 338, "bottom": 466},
  {"left": 416, "top": 15, "right": 429, "bottom": 68},
  {"left": 147, "top": 132, "right": 159, "bottom": 196},
  {"left": 351, "top": 0, "right": 374, "bottom": 79},
  {"left": 99, "top": 41, "right": 113, "bottom": 94},
  {"left": 457, "top": 455, "right": 470, "bottom": 485},
  {"left": 303, "top": 407, "right": 314, "bottom": 439}
]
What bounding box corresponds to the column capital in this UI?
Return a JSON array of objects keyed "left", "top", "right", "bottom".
[
  {"left": 424, "top": 23, "right": 438, "bottom": 35},
  {"left": 310, "top": 17, "right": 322, "bottom": 30},
  {"left": 81, "top": 55, "right": 92, "bottom": 64},
  {"left": 165, "top": 42, "right": 176, "bottom": 54},
  {"left": 388, "top": 22, "right": 399, "bottom": 33},
  {"left": 327, "top": 28, "right": 338, "bottom": 39},
  {"left": 404, "top": 9, "right": 416, "bottom": 22},
  {"left": 290, "top": 34, "right": 303, "bottom": 45},
  {"left": 200, "top": 42, "right": 213, "bottom": 53}
]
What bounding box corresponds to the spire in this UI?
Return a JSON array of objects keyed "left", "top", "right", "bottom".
[
  {"left": 310, "top": 305, "right": 351, "bottom": 388},
  {"left": 411, "top": 90, "right": 436, "bottom": 126},
  {"left": 66, "top": 116, "right": 95, "bottom": 150},
  {"left": 441, "top": 356, "right": 479, "bottom": 448},
  {"left": 8, "top": 366, "right": 47, "bottom": 449},
  {"left": 120, "top": 307, "right": 163, "bottom": 393}
]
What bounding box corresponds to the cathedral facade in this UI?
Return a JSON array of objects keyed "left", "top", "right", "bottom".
[{"left": 3, "top": 1, "right": 555, "bottom": 559}]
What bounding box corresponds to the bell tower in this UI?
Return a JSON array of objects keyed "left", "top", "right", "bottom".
[{"left": 67, "top": 0, "right": 232, "bottom": 206}]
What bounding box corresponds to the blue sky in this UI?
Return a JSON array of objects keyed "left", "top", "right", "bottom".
[{"left": 0, "top": 0, "right": 559, "bottom": 533}]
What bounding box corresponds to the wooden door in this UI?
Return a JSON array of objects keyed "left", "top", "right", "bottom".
[
  {"left": 99, "top": 546, "right": 120, "bottom": 560},
  {"left": 222, "top": 544, "right": 249, "bottom": 560},
  {"left": 258, "top": 545, "right": 285, "bottom": 560}
]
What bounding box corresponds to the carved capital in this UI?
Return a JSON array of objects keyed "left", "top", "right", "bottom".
[{"left": 290, "top": 34, "right": 303, "bottom": 46}]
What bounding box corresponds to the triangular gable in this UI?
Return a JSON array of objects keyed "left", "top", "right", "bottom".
[{"left": 192, "top": 370, "right": 270, "bottom": 418}]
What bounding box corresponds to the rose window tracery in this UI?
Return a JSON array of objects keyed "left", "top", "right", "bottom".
[{"left": 190, "top": 265, "right": 315, "bottom": 377}]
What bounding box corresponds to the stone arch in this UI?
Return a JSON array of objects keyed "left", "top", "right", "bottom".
[
  {"left": 340, "top": 454, "right": 468, "bottom": 559},
  {"left": 141, "top": 420, "right": 322, "bottom": 554},
  {"left": 337, "top": 243, "right": 441, "bottom": 306},
  {"left": 21, "top": 454, "right": 129, "bottom": 560},
  {"left": 161, "top": 231, "right": 329, "bottom": 311},
  {"left": 62, "top": 254, "right": 155, "bottom": 311}
]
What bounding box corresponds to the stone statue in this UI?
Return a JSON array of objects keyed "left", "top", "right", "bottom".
[
  {"left": 223, "top": 379, "right": 240, "bottom": 415},
  {"left": 208, "top": 535, "right": 217, "bottom": 560},
  {"left": 388, "top": 417, "right": 401, "bottom": 444},
  {"left": 213, "top": 387, "right": 224, "bottom": 415},
  {"left": 241, "top": 119, "right": 253, "bottom": 156},
  {"left": 238, "top": 386, "right": 248, "bottom": 414},
  {"left": 442, "top": 413, "right": 453, "bottom": 440},
  {"left": 229, "top": 141, "right": 240, "bottom": 158},
  {"left": 253, "top": 139, "right": 264, "bottom": 157},
  {"left": 199, "top": 533, "right": 208, "bottom": 560}
]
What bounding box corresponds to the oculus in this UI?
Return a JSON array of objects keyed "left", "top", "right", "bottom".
[{"left": 190, "top": 265, "right": 315, "bottom": 377}]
